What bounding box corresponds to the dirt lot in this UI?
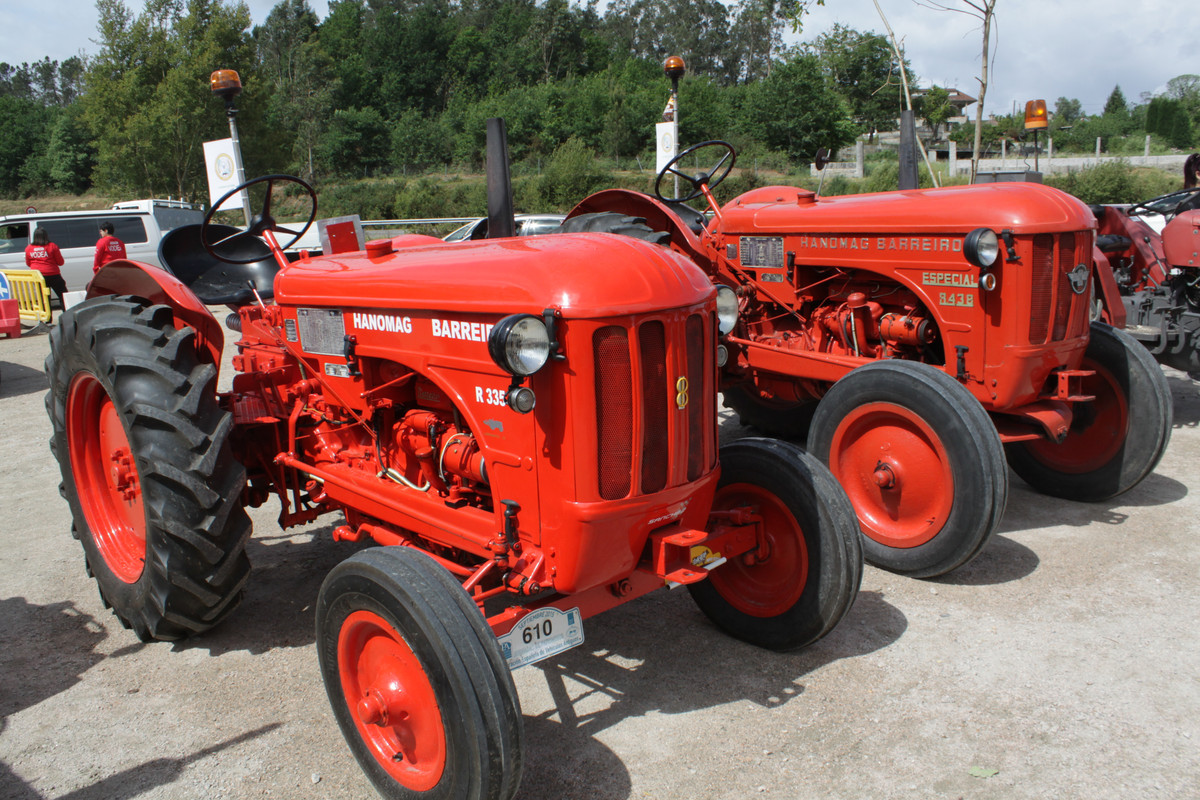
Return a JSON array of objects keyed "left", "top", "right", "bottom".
[{"left": 2, "top": 318, "right": 1199, "bottom": 800}]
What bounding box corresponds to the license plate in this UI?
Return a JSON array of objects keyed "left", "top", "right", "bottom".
[{"left": 499, "top": 607, "right": 585, "bottom": 670}]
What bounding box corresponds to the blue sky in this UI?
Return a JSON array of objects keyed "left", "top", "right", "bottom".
[{"left": 3, "top": 0, "right": 1194, "bottom": 119}]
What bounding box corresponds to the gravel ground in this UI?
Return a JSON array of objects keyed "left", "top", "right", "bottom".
[{"left": 2, "top": 317, "right": 1198, "bottom": 800}]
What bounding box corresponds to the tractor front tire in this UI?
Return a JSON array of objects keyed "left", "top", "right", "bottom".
[
  {"left": 1006, "top": 321, "right": 1172, "bottom": 501},
  {"left": 688, "top": 438, "right": 863, "bottom": 651},
  {"left": 317, "top": 546, "right": 523, "bottom": 800},
  {"left": 45, "top": 296, "right": 251, "bottom": 641},
  {"left": 807, "top": 360, "right": 1008, "bottom": 578}
]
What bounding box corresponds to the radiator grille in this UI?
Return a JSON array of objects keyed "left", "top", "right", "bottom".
[
  {"left": 1030, "top": 234, "right": 1054, "bottom": 344},
  {"left": 1029, "top": 232, "right": 1091, "bottom": 345},
  {"left": 592, "top": 312, "right": 713, "bottom": 500},
  {"left": 686, "top": 314, "right": 708, "bottom": 481},
  {"left": 639, "top": 322, "right": 669, "bottom": 494},
  {"left": 594, "top": 326, "right": 632, "bottom": 500},
  {"left": 1053, "top": 232, "right": 1076, "bottom": 341}
]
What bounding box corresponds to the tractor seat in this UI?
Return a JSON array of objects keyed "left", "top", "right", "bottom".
[
  {"left": 666, "top": 202, "right": 709, "bottom": 236},
  {"left": 158, "top": 223, "right": 279, "bottom": 305},
  {"left": 1096, "top": 234, "right": 1132, "bottom": 253}
]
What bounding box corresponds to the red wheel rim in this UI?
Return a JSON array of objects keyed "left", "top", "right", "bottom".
[
  {"left": 707, "top": 483, "right": 808, "bottom": 617},
  {"left": 339, "top": 609, "right": 447, "bottom": 790},
  {"left": 1019, "top": 358, "right": 1127, "bottom": 474},
  {"left": 67, "top": 373, "right": 147, "bottom": 583},
  {"left": 828, "top": 402, "right": 954, "bottom": 549}
]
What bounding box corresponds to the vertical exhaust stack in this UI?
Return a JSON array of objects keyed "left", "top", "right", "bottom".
[{"left": 486, "top": 118, "right": 516, "bottom": 239}]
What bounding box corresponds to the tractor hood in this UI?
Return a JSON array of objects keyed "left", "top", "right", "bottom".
[
  {"left": 275, "top": 232, "right": 713, "bottom": 317},
  {"left": 721, "top": 182, "right": 1096, "bottom": 235}
]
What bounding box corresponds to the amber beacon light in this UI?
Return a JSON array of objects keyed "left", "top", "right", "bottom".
[{"left": 1024, "top": 99, "right": 1048, "bottom": 130}]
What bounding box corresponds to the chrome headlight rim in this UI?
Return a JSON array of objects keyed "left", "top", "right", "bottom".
[
  {"left": 488, "top": 313, "right": 551, "bottom": 376},
  {"left": 964, "top": 227, "right": 1000, "bottom": 269},
  {"left": 715, "top": 284, "right": 739, "bottom": 335}
]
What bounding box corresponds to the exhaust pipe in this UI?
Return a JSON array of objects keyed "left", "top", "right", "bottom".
[{"left": 485, "top": 118, "right": 515, "bottom": 239}]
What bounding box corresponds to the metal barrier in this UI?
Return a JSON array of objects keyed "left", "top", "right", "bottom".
[{"left": 0, "top": 270, "right": 53, "bottom": 323}]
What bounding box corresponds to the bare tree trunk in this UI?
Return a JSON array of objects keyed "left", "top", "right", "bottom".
[
  {"left": 970, "top": 1, "right": 997, "bottom": 182},
  {"left": 871, "top": 0, "right": 940, "bottom": 187}
]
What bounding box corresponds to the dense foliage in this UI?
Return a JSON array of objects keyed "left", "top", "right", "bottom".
[
  {"left": 0, "top": 0, "right": 1196, "bottom": 203},
  {"left": 0, "top": 0, "right": 870, "bottom": 200}
]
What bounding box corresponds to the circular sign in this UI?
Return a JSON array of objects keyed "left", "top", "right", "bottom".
[
  {"left": 214, "top": 154, "right": 235, "bottom": 181},
  {"left": 25, "top": 206, "right": 36, "bottom": 213}
]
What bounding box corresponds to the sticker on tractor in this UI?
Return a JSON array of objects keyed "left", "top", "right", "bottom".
[
  {"left": 296, "top": 308, "right": 346, "bottom": 356},
  {"left": 740, "top": 236, "right": 785, "bottom": 267},
  {"left": 690, "top": 545, "right": 727, "bottom": 570},
  {"left": 499, "top": 607, "right": 585, "bottom": 670}
]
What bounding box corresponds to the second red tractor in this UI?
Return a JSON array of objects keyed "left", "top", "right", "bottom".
[{"left": 567, "top": 141, "right": 1172, "bottom": 577}]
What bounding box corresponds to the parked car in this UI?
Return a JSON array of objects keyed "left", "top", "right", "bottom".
[
  {"left": 0, "top": 199, "right": 203, "bottom": 291},
  {"left": 442, "top": 213, "right": 566, "bottom": 241}
]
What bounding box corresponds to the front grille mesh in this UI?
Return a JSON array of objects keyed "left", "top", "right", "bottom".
[
  {"left": 593, "top": 313, "right": 712, "bottom": 501},
  {"left": 1028, "top": 232, "right": 1091, "bottom": 345},
  {"left": 594, "top": 326, "right": 632, "bottom": 500}
]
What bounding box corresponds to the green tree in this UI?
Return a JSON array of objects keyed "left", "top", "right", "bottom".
[
  {"left": 255, "top": 0, "right": 336, "bottom": 179},
  {"left": 82, "top": 0, "right": 259, "bottom": 198},
  {"left": 318, "top": 106, "right": 390, "bottom": 176},
  {"left": 1053, "top": 97, "right": 1082, "bottom": 128},
  {"left": 916, "top": 85, "right": 953, "bottom": 140},
  {"left": 811, "top": 25, "right": 905, "bottom": 139},
  {"left": 1103, "top": 85, "right": 1129, "bottom": 118},
  {"left": 739, "top": 52, "right": 855, "bottom": 160}
]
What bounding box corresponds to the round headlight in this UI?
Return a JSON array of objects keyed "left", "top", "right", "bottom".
[
  {"left": 964, "top": 227, "right": 1000, "bottom": 268},
  {"left": 716, "top": 284, "right": 739, "bottom": 335},
  {"left": 488, "top": 314, "right": 551, "bottom": 376}
]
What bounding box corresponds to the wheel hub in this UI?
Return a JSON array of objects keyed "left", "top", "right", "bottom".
[{"left": 872, "top": 461, "right": 897, "bottom": 489}]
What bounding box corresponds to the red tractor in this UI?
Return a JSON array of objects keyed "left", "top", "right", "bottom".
[
  {"left": 44, "top": 123, "right": 862, "bottom": 799},
  {"left": 565, "top": 141, "right": 1172, "bottom": 578},
  {"left": 1090, "top": 187, "right": 1200, "bottom": 375}
]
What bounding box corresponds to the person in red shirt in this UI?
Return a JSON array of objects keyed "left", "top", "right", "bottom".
[
  {"left": 24, "top": 226, "right": 68, "bottom": 307},
  {"left": 93, "top": 221, "right": 126, "bottom": 273}
]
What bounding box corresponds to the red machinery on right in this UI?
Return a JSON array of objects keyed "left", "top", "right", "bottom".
[
  {"left": 566, "top": 141, "right": 1173, "bottom": 579},
  {"left": 1090, "top": 187, "right": 1200, "bottom": 376}
]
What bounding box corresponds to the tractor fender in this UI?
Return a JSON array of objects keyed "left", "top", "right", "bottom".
[
  {"left": 87, "top": 260, "right": 224, "bottom": 372},
  {"left": 566, "top": 189, "right": 711, "bottom": 268},
  {"left": 1091, "top": 248, "right": 1127, "bottom": 329}
]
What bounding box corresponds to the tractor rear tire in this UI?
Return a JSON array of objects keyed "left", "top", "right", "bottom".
[
  {"left": 807, "top": 361, "right": 1008, "bottom": 578},
  {"left": 721, "top": 384, "right": 818, "bottom": 440},
  {"left": 1006, "top": 321, "right": 1172, "bottom": 501},
  {"left": 687, "top": 438, "right": 862, "bottom": 651},
  {"left": 555, "top": 211, "right": 670, "bottom": 245},
  {"left": 45, "top": 296, "right": 251, "bottom": 641},
  {"left": 317, "top": 546, "right": 523, "bottom": 800}
]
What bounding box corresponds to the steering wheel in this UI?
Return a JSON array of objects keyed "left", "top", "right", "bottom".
[
  {"left": 654, "top": 141, "right": 737, "bottom": 204},
  {"left": 1126, "top": 187, "right": 1200, "bottom": 220},
  {"left": 202, "top": 174, "right": 318, "bottom": 265}
]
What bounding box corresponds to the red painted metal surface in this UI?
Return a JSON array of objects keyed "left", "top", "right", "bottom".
[
  {"left": 67, "top": 372, "right": 146, "bottom": 583},
  {"left": 337, "top": 610, "right": 447, "bottom": 790},
  {"left": 87, "top": 260, "right": 224, "bottom": 371},
  {"left": 826, "top": 401, "right": 953, "bottom": 549},
  {"left": 703, "top": 481, "right": 809, "bottom": 617}
]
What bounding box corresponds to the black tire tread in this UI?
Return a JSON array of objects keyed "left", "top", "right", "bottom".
[
  {"left": 317, "top": 546, "right": 522, "bottom": 800},
  {"left": 721, "top": 384, "right": 818, "bottom": 440},
  {"left": 688, "top": 438, "right": 862, "bottom": 651},
  {"left": 808, "top": 360, "right": 1008, "bottom": 578},
  {"left": 556, "top": 211, "right": 670, "bottom": 245},
  {"left": 45, "top": 296, "right": 251, "bottom": 641},
  {"left": 1006, "top": 321, "right": 1173, "bottom": 501}
]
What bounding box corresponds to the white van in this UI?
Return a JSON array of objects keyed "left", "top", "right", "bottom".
[{"left": 0, "top": 199, "right": 203, "bottom": 292}]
